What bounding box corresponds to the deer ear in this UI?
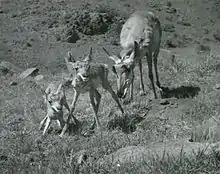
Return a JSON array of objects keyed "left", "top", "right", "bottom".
[
  {"left": 112, "top": 65, "right": 118, "bottom": 78},
  {"left": 56, "top": 83, "right": 63, "bottom": 94},
  {"left": 67, "top": 51, "right": 76, "bottom": 62},
  {"left": 84, "top": 47, "right": 92, "bottom": 62}
]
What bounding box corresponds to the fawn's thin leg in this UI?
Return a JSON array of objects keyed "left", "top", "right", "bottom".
[
  {"left": 146, "top": 51, "right": 157, "bottom": 99},
  {"left": 63, "top": 95, "right": 79, "bottom": 124},
  {"left": 103, "top": 81, "right": 124, "bottom": 114},
  {"left": 60, "top": 89, "right": 80, "bottom": 137},
  {"left": 89, "top": 88, "right": 101, "bottom": 130},
  {"left": 90, "top": 89, "right": 101, "bottom": 130},
  {"left": 39, "top": 115, "right": 47, "bottom": 130},
  {"left": 43, "top": 117, "right": 51, "bottom": 135}
]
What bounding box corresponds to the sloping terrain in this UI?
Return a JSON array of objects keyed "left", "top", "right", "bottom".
[{"left": 1, "top": 0, "right": 220, "bottom": 173}]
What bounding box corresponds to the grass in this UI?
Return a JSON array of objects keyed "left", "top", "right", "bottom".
[{"left": 1, "top": 49, "right": 220, "bottom": 173}]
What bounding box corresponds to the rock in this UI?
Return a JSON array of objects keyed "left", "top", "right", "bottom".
[
  {"left": 177, "top": 19, "right": 191, "bottom": 26},
  {"left": 213, "top": 29, "right": 220, "bottom": 41},
  {"left": 165, "top": 15, "right": 173, "bottom": 22},
  {"left": 34, "top": 74, "right": 44, "bottom": 82},
  {"left": 194, "top": 44, "right": 211, "bottom": 53},
  {"left": 163, "top": 23, "right": 175, "bottom": 32},
  {"left": 9, "top": 80, "right": 18, "bottom": 86},
  {"left": 98, "top": 140, "right": 220, "bottom": 166},
  {"left": 166, "top": 38, "right": 177, "bottom": 48},
  {"left": 0, "top": 61, "right": 21, "bottom": 75},
  {"left": 166, "top": 7, "right": 177, "bottom": 14},
  {"left": 166, "top": 1, "right": 172, "bottom": 7},
  {"left": 160, "top": 99, "right": 170, "bottom": 105},
  {"left": 26, "top": 42, "right": 32, "bottom": 47},
  {"left": 18, "top": 67, "right": 39, "bottom": 79},
  {"left": 9, "top": 67, "right": 39, "bottom": 86},
  {"left": 215, "top": 84, "right": 220, "bottom": 90}
]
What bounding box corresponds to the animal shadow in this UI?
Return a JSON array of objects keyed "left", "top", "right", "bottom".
[
  {"left": 160, "top": 85, "right": 201, "bottom": 99},
  {"left": 66, "top": 120, "right": 82, "bottom": 135}
]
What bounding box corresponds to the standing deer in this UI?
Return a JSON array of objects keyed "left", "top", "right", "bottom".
[
  {"left": 103, "top": 11, "right": 162, "bottom": 104},
  {"left": 60, "top": 47, "right": 124, "bottom": 137}
]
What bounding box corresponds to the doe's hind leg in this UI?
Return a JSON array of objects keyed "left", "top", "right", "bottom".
[{"left": 153, "top": 49, "right": 161, "bottom": 89}]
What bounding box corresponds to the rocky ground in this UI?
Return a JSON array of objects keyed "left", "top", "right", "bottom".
[{"left": 1, "top": 0, "right": 220, "bottom": 173}]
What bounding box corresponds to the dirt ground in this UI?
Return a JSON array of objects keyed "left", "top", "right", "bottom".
[{"left": 1, "top": 0, "right": 220, "bottom": 173}]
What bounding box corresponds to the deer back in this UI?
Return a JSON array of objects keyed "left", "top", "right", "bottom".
[{"left": 120, "top": 11, "right": 162, "bottom": 52}]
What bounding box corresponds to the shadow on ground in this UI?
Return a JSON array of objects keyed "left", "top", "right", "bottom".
[
  {"left": 107, "top": 114, "right": 145, "bottom": 134},
  {"left": 160, "top": 85, "right": 201, "bottom": 99}
]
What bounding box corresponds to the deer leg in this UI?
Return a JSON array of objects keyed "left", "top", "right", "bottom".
[
  {"left": 103, "top": 81, "right": 124, "bottom": 115},
  {"left": 139, "top": 59, "right": 146, "bottom": 96},
  {"left": 43, "top": 117, "right": 51, "bottom": 136},
  {"left": 57, "top": 113, "right": 65, "bottom": 130},
  {"left": 146, "top": 51, "right": 157, "bottom": 99},
  {"left": 60, "top": 89, "right": 80, "bottom": 137},
  {"left": 39, "top": 115, "right": 48, "bottom": 130},
  {"left": 89, "top": 88, "right": 101, "bottom": 130},
  {"left": 153, "top": 50, "right": 161, "bottom": 88},
  {"left": 91, "top": 89, "right": 101, "bottom": 129},
  {"left": 56, "top": 120, "right": 62, "bottom": 129},
  {"left": 124, "top": 73, "right": 134, "bottom": 105},
  {"left": 63, "top": 95, "right": 79, "bottom": 125}
]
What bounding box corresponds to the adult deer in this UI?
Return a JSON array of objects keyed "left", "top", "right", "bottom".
[{"left": 103, "top": 11, "right": 162, "bottom": 104}]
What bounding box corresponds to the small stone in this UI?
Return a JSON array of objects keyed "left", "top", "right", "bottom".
[
  {"left": 34, "top": 74, "right": 44, "bottom": 82},
  {"left": 215, "top": 84, "right": 220, "bottom": 90},
  {"left": 194, "top": 44, "right": 211, "bottom": 53},
  {"left": 166, "top": 1, "right": 172, "bottom": 7},
  {"left": 0, "top": 61, "right": 21, "bottom": 75},
  {"left": 9, "top": 81, "right": 18, "bottom": 86},
  {"left": 166, "top": 7, "right": 177, "bottom": 14},
  {"left": 160, "top": 99, "right": 170, "bottom": 105},
  {"left": 26, "top": 42, "right": 32, "bottom": 47},
  {"left": 163, "top": 23, "right": 175, "bottom": 32},
  {"left": 19, "top": 67, "right": 39, "bottom": 79},
  {"left": 213, "top": 29, "right": 220, "bottom": 42},
  {"left": 77, "top": 153, "right": 87, "bottom": 165}
]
